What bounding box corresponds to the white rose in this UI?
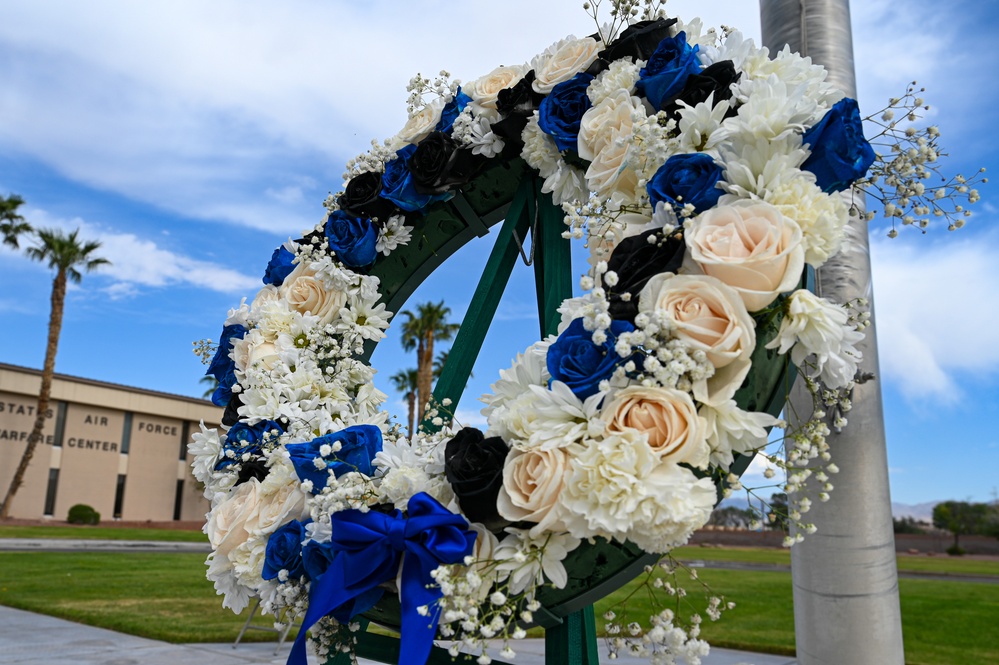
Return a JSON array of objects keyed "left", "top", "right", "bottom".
[
  {"left": 496, "top": 448, "right": 570, "bottom": 536},
  {"left": 584, "top": 128, "right": 640, "bottom": 204},
  {"left": 464, "top": 64, "right": 528, "bottom": 120},
  {"left": 247, "top": 481, "right": 309, "bottom": 537},
  {"left": 280, "top": 262, "right": 347, "bottom": 325},
  {"left": 639, "top": 273, "right": 756, "bottom": 405},
  {"left": 531, "top": 36, "right": 601, "bottom": 94},
  {"left": 601, "top": 386, "right": 709, "bottom": 469},
  {"left": 206, "top": 479, "right": 262, "bottom": 559},
  {"left": 685, "top": 200, "right": 805, "bottom": 312},
  {"left": 577, "top": 89, "right": 641, "bottom": 161},
  {"left": 396, "top": 97, "right": 445, "bottom": 145}
]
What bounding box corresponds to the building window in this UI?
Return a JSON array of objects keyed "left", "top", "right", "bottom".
[
  {"left": 43, "top": 468, "right": 59, "bottom": 516},
  {"left": 53, "top": 401, "right": 68, "bottom": 447},
  {"left": 113, "top": 474, "right": 126, "bottom": 519},
  {"left": 173, "top": 480, "right": 184, "bottom": 521},
  {"left": 178, "top": 421, "right": 190, "bottom": 461},
  {"left": 120, "top": 412, "right": 133, "bottom": 455}
]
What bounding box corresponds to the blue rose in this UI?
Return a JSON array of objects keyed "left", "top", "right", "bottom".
[
  {"left": 262, "top": 246, "right": 296, "bottom": 286},
  {"left": 547, "top": 318, "right": 637, "bottom": 400},
  {"left": 324, "top": 210, "right": 378, "bottom": 269},
  {"left": 380, "top": 144, "right": 451, "bottom": 212},
  {"left": 262, "top": 518, "right": 310, "bottom": 581},
  {"left": 801, "top": 97, "right": 876, "bottom": 193},
  {"left": 538, "top": 73, "right": 594, "bottom": 152},
  {"left": 436, "top": 89, "right": 471, "bottom": 135},
  {"left": 206, "top": 324, "right": 246, "bottom": 407},
  {"left": 302, "top": 539, "right": 335, "bottom": 581},
  {"left": 285, "top": 424, "right": 383, "bottom": 492},
  {"left": 216, "top": 419, "right": 284, "bottom": 470},
  {"left": 636, "top": 31, "right": 702, "bottom": 110},
  {"left": 647, "top": 152, "right": 724, "bottom": 214}
]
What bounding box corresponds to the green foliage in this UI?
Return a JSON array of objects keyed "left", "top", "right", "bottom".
[
  {"left": 893, "top": 516, "right": 927, "bottom": 534},
  {"left": 932, "top": 500, "right": 991, "bottom": 550},
  {"left": 66, "top": 504, "right": 100, "bottom": 525}
]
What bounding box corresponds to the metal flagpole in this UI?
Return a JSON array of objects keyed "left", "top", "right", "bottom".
[{"left": 758, "top": 1, "right": 906, "bottom": 663}]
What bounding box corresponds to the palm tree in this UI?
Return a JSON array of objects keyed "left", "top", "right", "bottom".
[
  {"left": 1, "top": 195, "right": 30, "bottom": 249},
  {"left": 399, "top": 301, "right": 460, "bottom": 424},
  {"left": 0, "top": 227, "right": 110, "bottom": 518},
  {"left": 200, "top": 376, "right": 219, "bottom": 400},
  {"left": 389, "top": 368, "right": 419, "bottom": 440}
]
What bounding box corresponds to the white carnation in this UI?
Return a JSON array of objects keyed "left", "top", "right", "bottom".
[
  {"left": 766, "top": 289, "right": 864, "bottom": 389},
  {"left": 587, "top": 58, "right": 641, "bottom": 106},
  {"left": 763, "top": 178, "right": 850, "bottom": 267}
]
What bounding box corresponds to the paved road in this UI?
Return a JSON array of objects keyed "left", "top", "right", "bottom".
[{"left": 0, "top": 605, "right": 795, "bottom": 665}]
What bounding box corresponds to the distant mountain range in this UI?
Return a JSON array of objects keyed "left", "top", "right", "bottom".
[{"left": 718, "top": 496, "right": 939, "bottom": 523}]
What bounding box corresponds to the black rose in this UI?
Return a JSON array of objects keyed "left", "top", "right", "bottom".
[
  {"left": 606, "top": 229, "right": 686, "bottom": 321},
  {"left": 236, "top": 459, "right": 269, "bottom": 486},
  {"left": 221, "top": 392, "right": 243, "bottom": 427},
  {"left": 338, "top": 171, "right": 397, "bottom": 221},
  {"left": 599, "top": 18, "right": 679, "bottom": 62},
  {"left": 409, "top": 132, "right": 478, "bottom": 194},
  {"left": 497, "top": 71, "right": 544, "bottom": 117},
  {"left": 662, "top": 60, "right": 741, "bottom": 119},
  {"left": 444, "top": 427, "right": 510, "bottom": 529}
]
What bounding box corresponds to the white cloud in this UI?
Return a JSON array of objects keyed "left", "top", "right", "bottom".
[
  {"left": 23, "top": 208, "right": 259, "bottom": 296},
  {"left": 871, "top": 231, "right": 999, "bottom": 401}
]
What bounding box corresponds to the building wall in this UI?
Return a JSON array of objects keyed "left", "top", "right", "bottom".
[{"left": 0, "top": 364, "right": 222, "bottom": 522}]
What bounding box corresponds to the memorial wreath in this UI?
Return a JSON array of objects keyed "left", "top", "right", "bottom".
[{"left": 190, "top": 2, "right": 981, "bottom": 664}]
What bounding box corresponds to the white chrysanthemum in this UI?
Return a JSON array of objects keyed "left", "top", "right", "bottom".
[
  {"left": 480, "top": 337, "right": 555, "bottom": 420},
  {"left": 518, "top": 381, "right": 606, "bottom": 450},
  {"left": 676, "top": 98, "right": 732, "bottom": 155},
  {"left": 718, "top": 134, "right": 808, "bottom": 199},
  {"left": 542, "top": 161, "right": 588, "bottom": 205},
  {"left": 625, "top": 463, "right": 717, "bottom": 553},
  {"left": 763, "top": 177, "right": 850, "bottom": 267},
  {"left": 587, "top": 58, "right": 641, "bottom": 106},
  {"left": 766, "top": 289, "right": 864, "bottom": 389},
  {"left": 560, "top": 430, "right": 660, "bottom": 543},
  {"left": 494, "top": 527, "right": 580, "bottom": 594},
  {"left": 336, "top": 298, "right": 391, "bottom": 343},
  {"left": 376, "top": 216, "right": 413, "bottom": 255},
  {"left": 698, "top": 29, "right": 760, "bottom": 72},
  {"left": 672, "top": 17, "right": 717, "bottom": 51},
  {"left": 206, "top": 553, "right": 252, "bottom": 613},
  {"left": 726, "top": 77, "right": 817, "bottom": 144},
  {"left": 521, "top": 114, "right": 561, "bottom": 179},
  {"left": 453, "top": 111, "right": 506, "bottom": 158},
  {"left": 699, "top": 399, "right": 778, "bottom": 469},
  {"left": 189, "top": 422, "right": 222, "bottom": 486},
  {"left": 742, "top": 45, "right": 844, "bottom": 121}
]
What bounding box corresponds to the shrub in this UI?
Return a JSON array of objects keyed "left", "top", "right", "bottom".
[
  {"left": 945, "top": 545, "right": 966, "bottom": 556},
  {"left": 67, "top": 504, "right": 101, "bottom": 525}
]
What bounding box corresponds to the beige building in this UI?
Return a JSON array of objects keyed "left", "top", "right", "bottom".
[{"left": 0, "top": 363, "right": 222, "bottom": 522}]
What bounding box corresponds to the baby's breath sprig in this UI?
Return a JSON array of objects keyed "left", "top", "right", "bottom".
[
  {"left": 405, "top": 70, "right": 460, "bottom": 117},
  {"left": 854, "top": 82, "right": 986, "bottom": 237},
  {"left": 192, "top": 338, "right": 216, "bottom": 364},
  {"left": 583, "top": 1, "right": 669, "bottom": 44}
]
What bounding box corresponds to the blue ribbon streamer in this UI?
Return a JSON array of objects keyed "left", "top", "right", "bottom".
[{"left": 287, "top": 492, "right": 476, "bottom": 665}]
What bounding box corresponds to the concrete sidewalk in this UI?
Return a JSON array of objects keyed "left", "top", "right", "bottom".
[{"left": 0, "top": 605, "right": 795, "bottom": 665}]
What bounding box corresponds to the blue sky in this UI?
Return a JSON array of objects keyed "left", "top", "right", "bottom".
[{"left": 1, "top": 0, "right": 996, "bottom": 506}]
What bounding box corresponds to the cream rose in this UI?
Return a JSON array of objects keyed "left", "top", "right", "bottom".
[
  {"left": 250, "top": 481, "right": 309, "bottom": 536},
  {"left": 206, "top": 478, "right": 262, "bottom": 559},
  {"left": 280, "top": 262, "right": 346, "bottom": 325},
  {"left": 396, "top": 97, "right": 445, "bottom": 145},
  {"left": 464, "top": 64, "right": 527, "bottom": 120},
  {"left": 639, "top": 273, "right": 756, "bottom": 405},
  {"left": 585, "top": 129, "right": 640, "bottom": 204},
  {"left": 496, "top": 447, "right": 570, "bottom": 536},
  {"left": 685, "top": 200, "right": 805, "bottom": 312},
  {"left": 601, "top": 386, "right": 709, "bottom": 469},
  {"left": 531, "top": 36, "right": 601, "bottom": 94},
  {"left": 577, "top": 89, "right": 641, "bottom": 160}
]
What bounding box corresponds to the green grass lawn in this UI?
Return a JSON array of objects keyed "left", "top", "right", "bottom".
[
  {"left": 0, "top": 525, "right": 207, "bottom": 542},
  {"left": 671, "top": 545, "right": 999, "bottom": 577},
  {"left": 1, "top": 549, "right": 996, "bottom": 664}
]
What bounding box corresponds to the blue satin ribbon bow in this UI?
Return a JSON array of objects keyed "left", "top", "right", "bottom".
[{"left": 288, "top": 492, "right": 476, "bottom": 665}]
